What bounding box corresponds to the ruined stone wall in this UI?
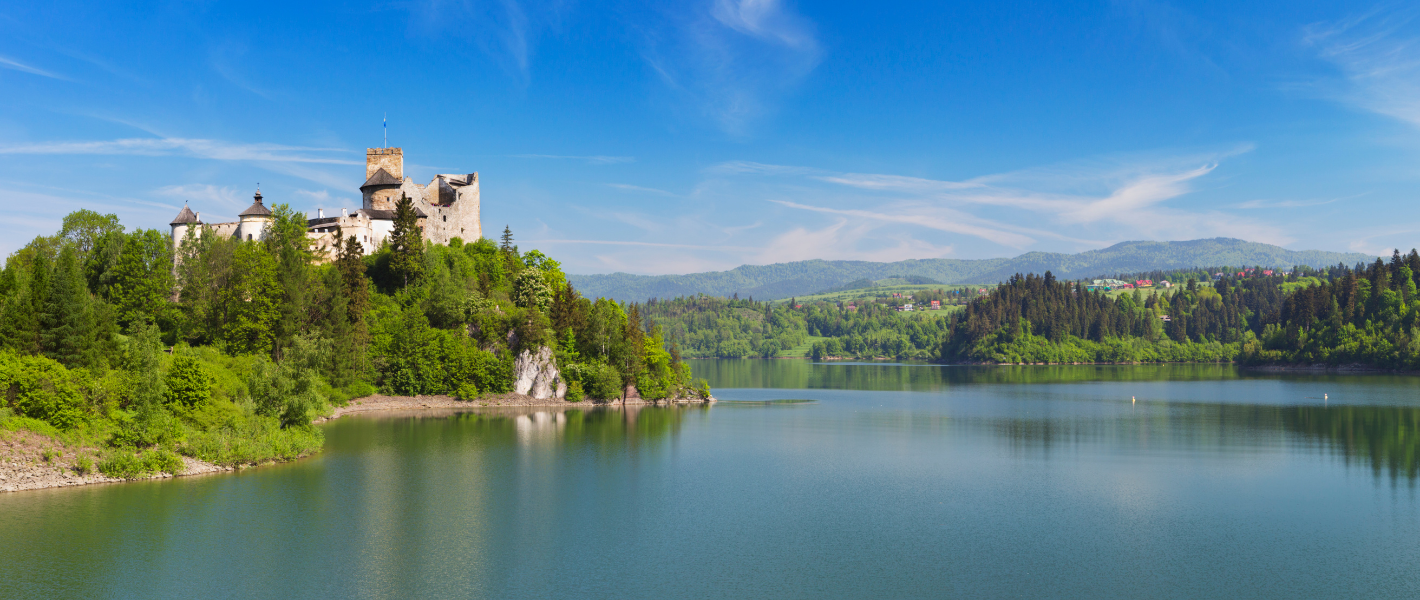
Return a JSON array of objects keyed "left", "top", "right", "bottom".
[
  {"left": 366, "top": 148, "right": 403, "bottom": 180},
  {"left": 414, "top": 174, "right": 480, "bottom": 244}
]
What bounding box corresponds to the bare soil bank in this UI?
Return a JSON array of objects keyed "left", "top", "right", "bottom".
[
  {"left": 0, "top": 430, "right": 229, "bottom": 494},
  {"left": 4, "top": 392, "right": 713, "bottom": 494},
  {"left": 318, "top": 392, "right": 715, "bottom": 423}
]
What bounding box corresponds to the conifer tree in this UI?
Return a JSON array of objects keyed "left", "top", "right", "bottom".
[
  {"left": 390, "top": 194, "right": 424, "bottom": 287},
  {"left": 41, "top": 246, "right": 100, "bottom": 367}
]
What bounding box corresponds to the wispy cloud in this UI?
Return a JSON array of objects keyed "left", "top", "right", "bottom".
[
  {"left": 408, "top": 0, "right": 569, "bottom": 82},
  {"left": 710, "top": 145, "right": 1289, "bottom": 253},
  {"left": 155, "top": 184, "right": 247, "bottom": 210},
  {"left": 1306, "top": 8, "right": 1420, "bottom": 127},
  {"left": 528, "top": 239, "right": 759, "bottom": 251},
  {"left": 1235, "top": 195, "right": 1352, "bottom": 209},
  {"left": 607, "top": 183, "right": 678, "bottom": 196},
  {"left": 0, "top": 55, "right": 69, "bottom": 81},
  {"left": 640, "top": 0, "right": 822, "bottom": 135},
  {"left": 511, "top": 153, "right": 635, "bottom": 165},
  {"left": 0, "top": 137, "right": 358, "bottom": 164}
]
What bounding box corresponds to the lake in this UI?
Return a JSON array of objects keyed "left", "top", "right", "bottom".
[{"left": 4, "top": 361, "right": 1420, "bottom": 598}]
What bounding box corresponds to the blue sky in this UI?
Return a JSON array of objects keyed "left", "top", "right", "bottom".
[{"left": 0, "top": 1, "right": 1417, "bottom": 274}]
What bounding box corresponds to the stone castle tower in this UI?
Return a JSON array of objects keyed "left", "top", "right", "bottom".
[
  {"left": 170, "top": 146, "right": 482, "bottom": 261},
  {"left": 360, "top": 147, "right": 481, "bottom": 244}
]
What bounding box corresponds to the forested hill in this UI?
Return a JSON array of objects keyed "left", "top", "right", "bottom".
[{"left": 569, "top": 239, "right": 1376, "bottom": 302}]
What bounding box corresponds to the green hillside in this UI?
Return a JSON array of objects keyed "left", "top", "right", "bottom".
[{"left": 568, "top": 238, "right": 1377, "bottom": 302}]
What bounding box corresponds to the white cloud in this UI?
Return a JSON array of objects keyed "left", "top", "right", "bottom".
[{"left": 1306, "top": 8, "right": 1420, "bottom": 128}]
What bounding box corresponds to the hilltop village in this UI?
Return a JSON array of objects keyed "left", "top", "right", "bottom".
[{"left": 168, "top": 147, "right": 481, "bottom": 257}]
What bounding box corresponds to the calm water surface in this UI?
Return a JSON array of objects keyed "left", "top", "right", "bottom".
[{"left": 4, "top": 362, "right": 1420, "bottom": 598}]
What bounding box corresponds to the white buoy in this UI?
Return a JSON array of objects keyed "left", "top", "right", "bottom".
[
  {"left": 1132, "top": 396, "right": 1136, "bottom": 404},
  {"left": 1324, "top": 393, "right": 1328, "bottom": 400}
]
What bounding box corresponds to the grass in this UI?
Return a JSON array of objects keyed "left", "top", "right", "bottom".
[{"left": 781, "top": 336, "right": 829, "bottom": 358}]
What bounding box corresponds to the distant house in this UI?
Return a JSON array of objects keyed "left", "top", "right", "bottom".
[
  {"left": 1263, "top": 270, "right": 1274, "bottom": 276},
  {"left": 1160, "top": 281, "right": 1172, "bottom": 288},
  {"left": 930, "top": 300, "right": 941, "bottom": 309},
  {"left": 1159, "top": 315, "right": 1172, "bottom": 322},
  {"left": 1136, "top": 279, "right": 1154, "bottom": 288}
]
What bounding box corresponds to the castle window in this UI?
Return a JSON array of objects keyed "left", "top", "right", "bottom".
[
  {"left": 443, "top": 215, "right": 447, "bottom": 222},
  {"left": 247, "top": 234, "right": 252, "bottom": 241}
]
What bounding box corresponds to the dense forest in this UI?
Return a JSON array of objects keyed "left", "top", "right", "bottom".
[
  {"left": 570, "top": 238, "right": 1375, "bottom": 302},
  {"left": 645, "top": 251, "right": 1420, "bottom": 368},
  {"left": 0, "top": 202, "right": 703, "bottom": 479}
]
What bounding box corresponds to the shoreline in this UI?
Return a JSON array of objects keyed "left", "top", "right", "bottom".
[
  {"left": 4, "top": 392, "right": 714, "bottom": 494},
  {"left": 317, "top": 392, "right": 716, "bottom": 423}
]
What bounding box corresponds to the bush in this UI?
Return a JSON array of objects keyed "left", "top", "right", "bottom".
[
  {"left": 164, "top": 354, "right": 214, "bottom": 410},
  {"left": 74, "top": 455, "right": 94, "bottom": 475},
  {"left": 564, "top": 378, "right": 584, "bottom": 402},
  {"left": 99, "top": 448, "right": 183, "bottom": 478},
  {"left": 0, "top": 352, "right": 89, "bottom": 430},
  {"left": 455, "top": 381, "right": 479, "bottom": 401}
]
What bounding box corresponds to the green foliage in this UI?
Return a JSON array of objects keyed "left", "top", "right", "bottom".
[
  {"left": 568, "top": 239, "right": 1378, "bottom": 302},
  {"left": 513, "top": 269, "right": 552, "bottom": 311},
  {"left": 0, "top": 351, "right": 88, "bottom": 430},
  {"left": 218, "top": 242, "right": 280, "bottom": 355},
  {"left": 104, "top": 229, "right": 175, "bottom": 331},
  {"left": 163, "top": 354, "right": 214, "bottom": 410},
  {"left": 98, "top": 447, "right": 184, "bottom": 479},
  {"left": 390, "top": 194, "right": 424, "bottom": 287},
  {"left": 455, "top": 381, "right": 479, "bottom": 401}
]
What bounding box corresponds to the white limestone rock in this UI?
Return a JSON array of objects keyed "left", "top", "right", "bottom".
[{"left": 513, "top": 346, "right": 566, "bottom": 400}]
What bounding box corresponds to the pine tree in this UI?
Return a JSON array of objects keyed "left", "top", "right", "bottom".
[
  {"left": 41, "top": 246, "right": 99, "bottom": 367},
  {"left": 500, "top": 225, "right": 514, "bottom": 252},
  {"left": 390, "top": 194, "right": 424, "bottom": 288}
]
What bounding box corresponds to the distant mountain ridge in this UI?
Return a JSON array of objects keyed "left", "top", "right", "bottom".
[{"left": 567, "top": 238, "right": 1379, "bottom": 302}]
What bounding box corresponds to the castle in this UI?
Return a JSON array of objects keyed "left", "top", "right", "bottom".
[{"left": 170, "top": 147, "right": 481, "bottom": 258}]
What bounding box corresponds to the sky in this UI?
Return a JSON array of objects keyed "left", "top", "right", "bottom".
[{"left": 0, "top": 0, "right": 1417, "bottom": 274}]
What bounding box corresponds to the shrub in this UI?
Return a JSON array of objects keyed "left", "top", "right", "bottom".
[
  {"left": 564, "top": 378, "right": 584, "bottom": 402},
  {"left": 455, "top": 381, "right": 479, "bottom": 401},
  {"left": 98, "top": 450, "right": 145, "bottom": 479},
  {"left": 164, "top": 354, "right": 214, "bottom": 409},
  {"left": 0, "top": 352, "right": 89, "bottom": 430},
  {"left": 73, "top": 455, "right": 93, "bottom": 475}
]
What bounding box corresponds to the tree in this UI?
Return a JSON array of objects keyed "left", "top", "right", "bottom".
[
  {"left": 500, "top": 225, "right": 514, "bottom": 252},
  {"left": 163, "top": 354, "right": 213, "bottom": 410},
  {"left": 40, "top": 246, "right": 105, "bottom": 368},
  {"left": 105, "top": 230, "right": 175, "bottom": 331},
  {"left": 218, "top": 243, "right": 280, "bottom": 355},
  {"left": 265, "top": 204, "right": 317, "bottom": 360},
  {"left": 59, "top": 209, "right": 123, "bottom": 257},
  {"left": 513, "top": 269, "right": 552, "bottom": 311},
  {"left": 390, "top": 194, "right": 424, "bottom": 287}
]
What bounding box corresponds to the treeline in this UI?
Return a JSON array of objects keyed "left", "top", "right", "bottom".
[
  {"left": 651, "top": 251, "right": 1420, "bottom": 368},
  {"left": 1243, "top": 251, "right": 1420, "bottom": 368},
  {"left": 0, "top": 201, "right": 702, "bottom": 479},
  {"left": 638, "top": 295, "right": 954, "bottom": 360}
]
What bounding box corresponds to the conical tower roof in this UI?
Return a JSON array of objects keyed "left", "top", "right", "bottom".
[
  {"left": 170, "top": 204, "right": 200, "bottom": 225},
  {"left": 239, "top": 190, "right": 272, "bottom": 218}
]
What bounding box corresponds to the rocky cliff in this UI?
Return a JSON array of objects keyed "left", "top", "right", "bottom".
[{"left": 513, "top": 347, "right": 567, "bottom": 400}]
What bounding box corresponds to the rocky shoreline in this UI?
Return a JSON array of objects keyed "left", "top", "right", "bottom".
[{"left": 4, "top": 392, "right": 714, "bottom": 494}]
